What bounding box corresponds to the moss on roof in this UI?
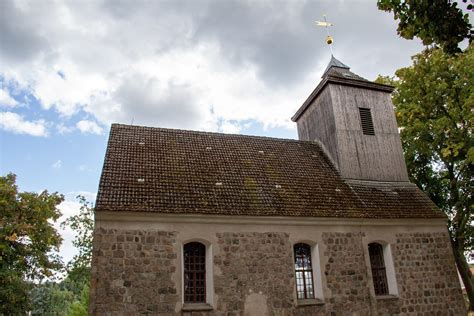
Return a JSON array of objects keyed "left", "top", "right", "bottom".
[{"left": 95, "top": 124, "right": 443, "bottom": 219}]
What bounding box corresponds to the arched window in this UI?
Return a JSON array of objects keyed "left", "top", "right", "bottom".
[
  {"left": 369, "top": 243, "right": 389, "bottom": 295},
  {"left": 294, "top": 243, "right": 314, "bottom": 299},
  {"left": 184, "top": 242, "right": 206, "bottom": 303}
]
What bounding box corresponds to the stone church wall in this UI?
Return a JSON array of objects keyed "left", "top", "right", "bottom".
[
  {"left": 89, "top": 229, "right": 179, "bottom": 314},
  {"left": 89, "top": 218, "right": 465, "bottom": 315},
  {"left": 392, "top": 232, "right": 464, "bottom": 315}
]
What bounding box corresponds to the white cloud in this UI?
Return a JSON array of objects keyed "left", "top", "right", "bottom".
[
  {"left": 0, "top": 111, "right": 47, "bottom": 136},
  {"left": 0, "top": 88, "right": 18, "bottom": 107},
  {"left": 56, "top": 122, "right": 74, "bottom": 134},
  {"left": 78, "top": 164, "right": 93, "bottom": 172},
  {"left": 56, "top": 200, "right": 81, "bottom": 264},
  {"left": 56, "top": 192, "right": 96, "bottom": 264},
  {"left": 84, "top": 44, "right": 306, "bottom": 131},
  {"left": 64, "top": 191, "right": 97, "bottom": 205},
  {"left": 220, "top": 121, "right": 242, "bottom": 134},
  {"left": 51, "top": 159, "right": 62, "bottom": 169},
  {"left": 0, "top": 0, "right": 424, "bottom": 136},
  {"left": 33, "top": 64, "right": 109, "bottom": 116},
  {"left": 76, "top": 119, "right": 104, "bottom": 135}
]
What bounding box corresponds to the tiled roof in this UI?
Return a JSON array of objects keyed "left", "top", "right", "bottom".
[
  {"left": 345, "top": 180, "right": 442, "bottom": 219},
  {"left": 95, "top": 124, "right": 444, "bottom": 219}
]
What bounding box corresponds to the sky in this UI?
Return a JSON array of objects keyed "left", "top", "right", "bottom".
[{"left": 0, "top": 0, "right": 444, "bottom": 265}]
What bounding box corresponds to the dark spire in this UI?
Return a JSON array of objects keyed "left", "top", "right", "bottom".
[
  {"left": 322, "top": 55, "right": 368, "bottom": 81},
  {"left": 323, "top": 55, "right": 350, "bottom": 74}
]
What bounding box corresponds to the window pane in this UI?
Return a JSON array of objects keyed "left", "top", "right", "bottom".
[
  {"left": 184, "top": 242, "right": 206, "bottom": 303},
  {"left": 294, "top": 243, "right": 315, "bottom": 299},
  {"left": 369, "top": 243, "right": 389, "bottom": 295}
]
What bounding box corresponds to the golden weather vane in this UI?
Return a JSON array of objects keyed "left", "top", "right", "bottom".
[{"left": 315, "top": 15, "right": 334, "bottom": 55}]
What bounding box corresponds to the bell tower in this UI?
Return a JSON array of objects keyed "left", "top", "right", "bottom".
[{"left": 292, "top": 56, "right": 409, "bottom": 182}]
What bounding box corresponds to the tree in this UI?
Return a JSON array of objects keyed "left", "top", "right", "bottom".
[
  {"left": 31, "top": 277, "right": 90, "bottom": 316},
  {"left": 61, "top": 195, "right": 94, "bottom": 281},
  {"left": 376, "top": 44, "right": 473, "bottom": 309},
  {"left": 68, "top": 284, "right": 89, "bottom": 316},
  {"left": 0, "top": 173, "right": 64, "bottom": 315},
  {"left": 24, "top": 196, "right": 94, "bottom": 315},
  {"left": 61, "top": 195, "right": 94, "bottom": 315},
  {"left": 377, "top": 0, "right": 472, "bottom": 54},
  {"left": 29, "top": 282, "right": 75, "bottom": 316}
]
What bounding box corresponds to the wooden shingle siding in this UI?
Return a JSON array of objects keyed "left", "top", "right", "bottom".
[
  {"left": 297, "top": 88, "right": 339, "bottom": 168},
  {"left": 328, "top": 84, "right": 409, "bottom": 182},
  {"left": 291, "top": 66, "right": 393, "bottom": 122},
  {"left": 294, "top": 58, "right": 407, "bottom": 182}
]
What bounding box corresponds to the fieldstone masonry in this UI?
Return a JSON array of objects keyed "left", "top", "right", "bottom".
[
  {"left": 393, "top": 232, "right": 464, "bottom": 315},
  {"left": 90, "top": 228, "right": 179, "bottom": 315},
  {"left": 320, "top": 232, "right": 371, "bottom": 315},
  {"left": 213, "top": 232, "right": 295, "bottom": 314},
  {"left": 89, "top": 227, "right": 465, "bottom": 315}
]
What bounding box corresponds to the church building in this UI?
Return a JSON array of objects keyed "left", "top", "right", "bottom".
[{"left": 89, "top": 56, "right": 465, "bottom": 315}]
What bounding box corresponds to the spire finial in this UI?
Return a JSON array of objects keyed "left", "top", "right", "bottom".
[{"left": 315, "top": 15, "right": 334, "bottom": 55}]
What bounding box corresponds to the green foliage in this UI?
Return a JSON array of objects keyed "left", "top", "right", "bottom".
[
  {"left": 29, "top": 279, "right": 90, "bottom": 316},
  {"left": 377, "top": 0, "right": 472, "bottom": 54},
  {"left": 55, "top": 195, "right": 94, "bottom": 315},
  {"left": 61, "top": 195, "right": 94, "bottom": 272},
  {"left": 60, "top": 195, "right": 94, "bottom": 315},
  {"left": 377, "top": 44, "right": 473, "bottom": 308},
  {"left": 26, "top": 195, "right": 94, "bottom": 315},
  {"left": 62, "top": 265, "right": 91, "bottom": 298},
  {"left": 0, "top": 270, "right": 31, "bottom": 315},
  {"left": 68, "top": 284, "right": 89, "bottom": 316},
  {"left": 0, "top": 173, "right": 64, "bottom": 315},
  {"left": 0, "top": 178, "right": 94, "bottom": 315},
  {"left": 30, "top": 282, "right": 75, "bottom": 316},
  {"left": 392, "top": 45, "right": 472, "bottom": 227}
]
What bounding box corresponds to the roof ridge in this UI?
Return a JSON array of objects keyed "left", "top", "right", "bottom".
[
  {"left": 111, "top": 123, "right": 319, "bottom": 145},
  {"left": 344, "top": 179, "right": 416, "bottom": 187}
]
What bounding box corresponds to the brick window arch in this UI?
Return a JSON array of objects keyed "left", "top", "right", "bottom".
[
  {"left": 369, "top": 242, "right": 389, "bottom": 295},
  {"left": 294, "top": 243, "right": 315, "bottom": 299},
  {"left": 184, "top": 242, "right": 206, "bottom": 303}
]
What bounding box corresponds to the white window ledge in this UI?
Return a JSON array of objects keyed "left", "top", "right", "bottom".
[
  {"left": 296, "top": 298, "right": 325, "bottom": 307},
  {"left": 375, "top": 294, "right": 399, "bottom": 301},
  {"left": 182, "top": 303, "right": 213, "bottom": 311}
]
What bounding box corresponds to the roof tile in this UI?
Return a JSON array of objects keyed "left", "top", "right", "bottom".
[{"left": 95, "top": 124, "right": 444, "bottom": 219}]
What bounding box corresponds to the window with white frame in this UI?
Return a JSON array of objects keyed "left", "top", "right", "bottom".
[
  {"left": 293, "top": 242, "right": 324, "bottom": 302},
  {"left": 369, "top": 243, "right": 388, "bottom": 295},
  {"left": 294, "top": 243, "right": 315, "bottom": 299},
  {"left": 184, "top": 242, "right": 206, "bottom": 303},
  {"left": 368, "top": 242, "right": 398, "bottom": 296},
  {"left": 182, "top": 241, "right": 214, "bottom": 309}
]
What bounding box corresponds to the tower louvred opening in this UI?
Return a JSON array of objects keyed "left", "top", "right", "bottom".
[{"left": 359, "top": 107, "right": 375, "bottom": 135}]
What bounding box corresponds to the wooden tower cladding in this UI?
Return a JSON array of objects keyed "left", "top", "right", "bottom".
[{"left": 292, "top": 56, "right": 409, "bottom": 182}]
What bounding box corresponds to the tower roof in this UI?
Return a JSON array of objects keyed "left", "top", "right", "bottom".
[
  {"left": 291, "top": 56, "right": 394, "bottom": 122},
  {"left": 322, "top": 55, "right": 368, "bottom": 81},
  {"left": 323, "top": 55, "right": 350, "bottom": 74}
]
